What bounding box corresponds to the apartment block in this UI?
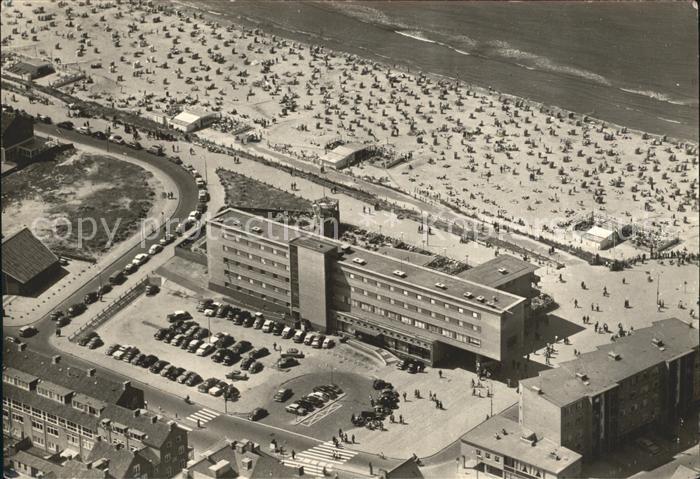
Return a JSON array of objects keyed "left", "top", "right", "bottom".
[
  {"left": 519, "top": 318, "right": 699, "bottom": 459},
  {"left": 207, "top": 208, "right": 529, "bottom": 367},
  {"left": 3, "top": 343, "right": 190, "bottom": 478}
]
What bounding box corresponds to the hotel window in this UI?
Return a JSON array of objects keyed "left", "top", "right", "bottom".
[
  {"left": 350, "top": 274, "right": 355, "bottom": 279},
  {"left": 430, "top": 299, "right": 435, "bottom": 304},
  {"left": 468, "top": 337, "right": 481, "bottom": 346},
  {"left": 67, "top": 434, "right": 79, "bottom": 446},
  {"left": 442, "top": 329, "right": 455, "bottom": 339},
  {"left": 403, "top": 290, "right": 408, "bottom": 296},
  {"left": 377, "top": 294, "right": 382, "bottom": 300},
  {"left": 472, "top": 312, "right": 480, "bottom": 319},
  {"left": 445, "top": 303, "right": 450, "bottom": 309},
  {"left": 33, "top": 435, "right": 45, "bottom": 447},
  {"left": 47, "top": 426, "right": 59, "bottom": 437},
  {"left": 31, "top": 421, "right": 43, "bottom": 432},
  {"left": 401, "top": 316, "right": 412, "bottom": 325},
  {"left": 485, "top": 452, "right": 491, "bottom": 459},
  {"left": 458, "top": 308, "right": 464, "bottom": 313},
  {"left": 11, "top": 413, "right": 23, "bottom": 423},
  {"left": 417, "top": 294, "right": 422, "bottom": 300},
  {"left": 83, "top": 440, "right": 94, "bottom": 451}
]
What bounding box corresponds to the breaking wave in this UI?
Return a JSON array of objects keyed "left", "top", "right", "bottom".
[{"left": 620, "top": 88, "right": 697, "bottom": 106}]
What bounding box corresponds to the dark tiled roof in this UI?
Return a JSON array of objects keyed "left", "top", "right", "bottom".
[
  {"left": 189, "top": 440, "right": 298, "bottom": 479},
  {"left": 1, "top": 227, "right": 59, "bottom": 284},
  {"left": 5, "top": 383, "right": 100, "bottom": 430},
  {"left": 3, "top": 345, "right": 128, "bottom": 404},
  {"left": 520, "top": 318, "right": 699, "bottom": 406},
  {"left": 87, "top": 441, "right": 137, "bottom": 479}
]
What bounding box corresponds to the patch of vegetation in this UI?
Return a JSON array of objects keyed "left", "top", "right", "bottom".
[
  {"left": 1, "top": 153, "right": 155, "bottom": 259},
  {"left": 217, "top": 168, "right": 312, "bottom": 211}
]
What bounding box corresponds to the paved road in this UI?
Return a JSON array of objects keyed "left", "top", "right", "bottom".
[{"left": 5, "top": 125, "right": 199, "bottom": 345}]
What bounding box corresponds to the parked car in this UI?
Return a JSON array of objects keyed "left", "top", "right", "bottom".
[
  {"left": 225, "top": 370, "right": 248, "bottom": 381},
  {"left": 635, "top": 438, "right": 660, "bottom": 455},
  {"left": 282, "top": 348, "right": 304, "bottom": 359},
  {"left": 108, "top": 271, "right": 126, "bottom": 285},
  {"left": 222, "top": 351, "right": 240, "bottom": 366},
  {"left": 303, "top": 334, "right": 315, "bottom": 346},
  {"left": 249, "top": 361, "right": 263, "bottom": 374},
  {"left": 167, "top": 311, "right": 192, "bottom": 322},
  {"left": 126, "top": 140, "right": 142, "bottom": 150},
  {"left": 57, "top": 121, "right": 74, "bottom": 130},
  {"left": 243, "top": 316, "right": 254, "bottom": 328},
  {"left": 148, "top": 244, "right": 163, "bottom": 255},
  {"left": 55, "top": 316, "right": 70, "bottom": 327},
  {"left": 281, "top": 326, "right": 295, "bottom": 339},
  {"left": 78, "top": 332, "right": 98, "bottom": 346},
  {"left": 83, "top": 292, "right": 99, "bottom": 304},
  {"left": 211, "top": 349, "right": 227, "bottom": 363},
  {"left": 253, "top": 317, "right": 264, "bottom": 329},
  {"left": 145, "top": 285, "right": 159, "bottom": 296},
  {"left": 240, "top": 357, "right": 254, "bottom": 370},
  {"left": 149, "top": 360, "right": 169, "bottom": 374},
  {"left": 68, "top": 303, "right": 87, "bottom": 317},
  {"left": 312, "top": 335, "right": 326, "bottom": 349},
  {"left": 285, "top": 403, "right": 308, "bottom": 416},
  {"left": 277, "top": 357, "right": 298, "bottom": 369},
  {"left": 97, "top": 284, "right": 112, "bottom": 295},
  {"left": 274, "top": 388, "right": 293, "bottom": 402},
  {"left": 231, "top": 340, "right": 251, "bottom": 355},
  {"left": 87, "top": 337, "right": 103, "bottom": 349},
  {"left": 197, "top": 377, "right": 217, "bottom": 393},
  {"left": 106, "top": 344, "right": 121, "bottom": 356},
  {"left": 293, "top": 330, "right": 306, "bottom": 343},
  {"left": 132, "top": 253, "right": 149, "bottom": 266},
  {"left": 92, "top": 130, "right": 107, "bottom": 140},
  {"left": 159, "top": 234, "right": 175, "bottom": 246},
  {"left": 108, "top": 134, "right": 125, "bottom": 144},
  {"left": 177, "top": 371, "right": 192, "bottom": 384},
  {"left": 123, "top": 263, "right": 138, "bottom": 275},
  {"left": 248, "top": 408, "right": 267, "bottom": 421},
  {"left": 248, "top": 347, "right": 269, "bottom": 360},
  {"left": 272, "top": 322, "right": 284, "bottom": 335},
  {"left": 322, "top": 337, "right": 335, "bottom": 349},
  {"left": 224, "top": 384, "right": 240, "bottom": 400},
  {"left": 196, "top": 343, "right": 215, "bottom": 357},
  {"left": 262, "top": 320, "right": 274, "bottom": 333},
  {"left": 186, "top": 373, "right": 203, "bottom": 387},
  {"left": 160, "top": 365, "right": 176, "bottom": 378},
  {"left": 141, "top": 355, "right": 158, "bottom": 368}
]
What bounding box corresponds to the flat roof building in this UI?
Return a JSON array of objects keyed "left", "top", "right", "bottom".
[
  {"left": 169, "top": 109, "right": 220, "bottom": 133},
  {"left": 460, "top": 406, "right": 582, "bottom": 479},
  {"left": 207, "top": 208, "right": 527, "bottom": 367},
  {"left": 320, "top": 143, "right": 372, "bottom": 169},
  {"left": 519, "top": 318, "right": 699, "bottom": 459}
]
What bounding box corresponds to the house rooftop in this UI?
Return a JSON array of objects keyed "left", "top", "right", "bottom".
[
  {"left": 2, "top": 227, "right": 59, "bottom": 284},
  {"left": 520, "top": 318, "right": 699, "bottom": 407},
  {"left": 462, "top": 410, "right": 582, "bottom": 475}
]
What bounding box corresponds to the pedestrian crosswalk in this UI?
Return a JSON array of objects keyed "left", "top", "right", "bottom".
[
  {"left": 185, "top": 408, "right": 219, "bottom": 425},
  {"left": 282, "top": 441, "right": 358, "bottom": 477}
]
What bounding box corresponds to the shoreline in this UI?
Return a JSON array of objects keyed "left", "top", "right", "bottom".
[{"left": 177, "top": 0, "right": 698, "bottom": 144}]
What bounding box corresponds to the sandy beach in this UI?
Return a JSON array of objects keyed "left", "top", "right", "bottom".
[{"left": 1, "top": 0, "right": 698, "bottom": 255}]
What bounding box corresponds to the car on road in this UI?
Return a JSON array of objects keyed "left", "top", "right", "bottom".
[
  {"left": 55, "top": 316, "right": 71, "bottom": 327},
  {"left": 148, "top": 144, "right": 164, "bottom": 156},
  {"left": 50, "top": 311, "right": 65, "bottom": 322},
  {"left": 77, "top": 126, "right": 90, "bottom": 134},
  {"left": 108, "top": 134, "right": 125, "bottom": 144},
  {"left": 226, "top": 370, "right": 248, "bottom": 381},
  {"left": 68, "top": 303, "right": 87, "bottom": 317},
  {"left": 274, "top": 388, "right": 293, "bottom": 402},
  {"left": 97, "top": 284, "right": 112, "bottom": 295},
  {"left": 277, "top": 357, "right": 298, "bottom": 369},
  {"left": 248, "top": 408, "right": 267, "bottom": 421},
  {"left": 83, "top": 292, "right": 99, "bottom": 304},
  {"left": 148, "top": 244, "right": 163, "bottom": 255},
  {"left": 91, "top": 130, "right": 107, "bottom": 140},
  {"left": 293, "top": 330, "right": 305, "bottom": 343},
  {"left": 126, "top": 140, "right": 142, "bottom": 150},
  {"left": 36, "top": 114, "right": 52, "bottom": 124},
  {"left": 57, "top": 121, "right": 74, "bottom": 130},
  {"left": 123, "top": 263, "right": 138, "bottom": 275},
  {"left": 285, "top": 403, "right": 308, "bottom": 416},
  {"left": 282, "top": 348, "right": 304, "bottom": 359},
  {"left": 159, "top": 234, "right": 176, "bottom": 246},
  {"left": 109, "top": 272, "right": 126, "bottom": 285},
  {"left": 132, "top": 253, "right": 149, "bottom": 266}
]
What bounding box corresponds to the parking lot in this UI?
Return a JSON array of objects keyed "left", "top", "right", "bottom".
[{"left": 57, "top": 278, "right": 518, "bottom": 457}]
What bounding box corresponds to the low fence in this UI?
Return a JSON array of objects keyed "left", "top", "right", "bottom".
[{"left": 68, "top": 277, "right": 149, "bottom": 342}]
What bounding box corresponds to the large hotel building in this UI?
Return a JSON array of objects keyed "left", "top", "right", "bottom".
[{"left": 207, "top": 207, "right": 538, "bottom": 367}]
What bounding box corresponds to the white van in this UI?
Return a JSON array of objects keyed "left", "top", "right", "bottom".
[{"left": 262, "top": 320, "right": 274, "bottom": 333}]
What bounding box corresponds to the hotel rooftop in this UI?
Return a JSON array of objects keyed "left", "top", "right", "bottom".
[{"left": 209, "top": 208, "right": 526, "bottom": 313}]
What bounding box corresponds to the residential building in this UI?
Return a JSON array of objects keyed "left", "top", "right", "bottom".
[
  {"left": 2, "top": 227, "right": 63, "bottom": 297},
  {"left": 460, "top": 406, "right": 582, "bottom": 479},
  {"left": 3, "top": 344, "right": 190, "bottom": 477},
  {"left": 207, "top": 208, "right": 528, "bottom": 367},
  {"left": 181, "top": 438, "right": 299, "bottom": 478},
  {"left": 1, "top": 111, "right": 49, "bottom": 168},
  {"left": 519, "top": 318, "right": 699, "bottom": 459}
]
